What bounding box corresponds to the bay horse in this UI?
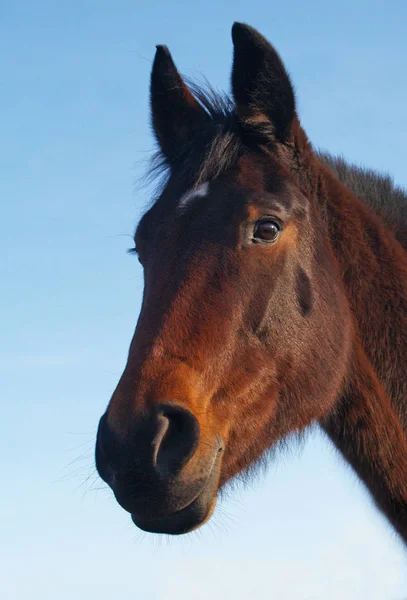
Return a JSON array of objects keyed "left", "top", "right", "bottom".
[{"left": 95, "top": 23, "right": 407, "bottom": 540}]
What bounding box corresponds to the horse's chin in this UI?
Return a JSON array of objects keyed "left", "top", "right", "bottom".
[
  {"left": 130, "top": 450, "right": 222, "bottom": 535},
  {"left": 131, "top": 493, "right": 217, "bottom": 535}
]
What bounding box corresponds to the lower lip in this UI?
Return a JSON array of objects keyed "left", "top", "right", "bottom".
[
  {"left": 131, "top": 449, "right": 222, "bottom": 535},
  {"left": 131, "top": 493, "right": 217, "bottom": 535}
]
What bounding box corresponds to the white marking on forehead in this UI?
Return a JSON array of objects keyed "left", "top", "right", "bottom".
[{"left": 178, "top": 182, "right": 209, "bottom": 211}]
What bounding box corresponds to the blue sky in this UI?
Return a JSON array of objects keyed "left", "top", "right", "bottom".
[{"left": 2, "top": 1, "right": 407, "bottom": 598}]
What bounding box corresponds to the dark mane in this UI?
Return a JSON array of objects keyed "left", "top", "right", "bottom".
[
  {"left": 318, "top": 152, "right": 407, "bottom": 242},
  {"left": 149, "top": 86, "right": 242, "bottom": 188},
  {"left": 149, "top": 84, "right": 277, "bottom": 189}
]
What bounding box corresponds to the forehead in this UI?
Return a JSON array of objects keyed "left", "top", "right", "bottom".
[
  {"left": 234, "top": 154, "right": 292, "bottom": 206},
  {"left": 182, "top": 155, "right": 292, "bottom": 214},
  {"left": 177, "top": 154, "right": 290, "bottom": 207},
  {"left": 136, "top": 153, "right": 294, "bottom": 239},
  {"left": 178, "top": 182, "right": 210, "bottom": 211}
]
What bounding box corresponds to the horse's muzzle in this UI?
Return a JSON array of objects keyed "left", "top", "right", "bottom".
[{"left": 95, "top": 406, "right": 223, "bottom": 534}]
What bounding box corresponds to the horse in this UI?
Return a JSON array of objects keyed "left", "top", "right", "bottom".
[{"left": 95, "top": 23, "right": 407, "bottom": 540}]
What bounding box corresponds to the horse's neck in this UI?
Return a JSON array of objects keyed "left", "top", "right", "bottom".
[
  {"left": 316, "top": 161, "right": 407, "bottom": 541},
  {"left": 318, "top": 162, "right": 407, "bottom": 420},
  {"left": 321, "top": 343, "right": 407, "bottom": 542}
]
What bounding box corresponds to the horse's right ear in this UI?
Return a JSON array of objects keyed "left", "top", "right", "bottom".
[
  {"left": 231, "top": 23, "right": 296, "bottom": 142},
  {"left": 150, "top": 46, "right": 210, "bottom": 163}
]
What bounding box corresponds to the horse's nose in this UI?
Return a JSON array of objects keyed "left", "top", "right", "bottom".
[
  {"left": 96, "top": 403, "right": 200, "bottom": 493},
  {"left": 150, "top": 403, "right": 200, "bottom": 476}
]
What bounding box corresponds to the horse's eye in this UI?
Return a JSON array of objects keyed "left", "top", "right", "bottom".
[{"left": 253, "top": 219, "right": 281, "bottom": 243}]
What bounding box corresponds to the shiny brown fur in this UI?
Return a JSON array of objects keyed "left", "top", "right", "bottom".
[{"left": 95, "top": 23, "right": 407, "bottom": 540}]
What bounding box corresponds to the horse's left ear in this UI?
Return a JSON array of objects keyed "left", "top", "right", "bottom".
[
  {"left": 231, "top": 23, "right": 296, "bottom": 142},
  {"left": 151, "top": 45, "right": 210, "bottom": 162}
]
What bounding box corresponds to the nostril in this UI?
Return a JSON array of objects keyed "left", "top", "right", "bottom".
[
  {"left": 151, "top": 413, "right": 170, "bottom": 468},
  {"left": 96, "top": 413, "right": 117, "bottom": 458},
  {"left": 154, "top": 403, "right": 200, "bottom": 477},
  {"left": 96, "top": 413, "right": 110, "bottom": 482},
  {"left": 96, "top": 404, "right": 200, "bottom": 499},
  {"left": 95, "top": 412, "right": 123, "bottom": 480}
]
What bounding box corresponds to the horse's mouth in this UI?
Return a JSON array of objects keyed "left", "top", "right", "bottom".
[{"left": 130, "top": 449, "right": 222, "bottom": 535}]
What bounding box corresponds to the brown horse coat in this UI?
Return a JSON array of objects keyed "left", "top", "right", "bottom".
[{"left": 95, "top": 23, "right": 407, "bottom": 541}]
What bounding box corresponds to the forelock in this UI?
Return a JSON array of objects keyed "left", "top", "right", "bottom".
[{"left": 147, "top": 83, "right": 277, "bottom": 192}]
